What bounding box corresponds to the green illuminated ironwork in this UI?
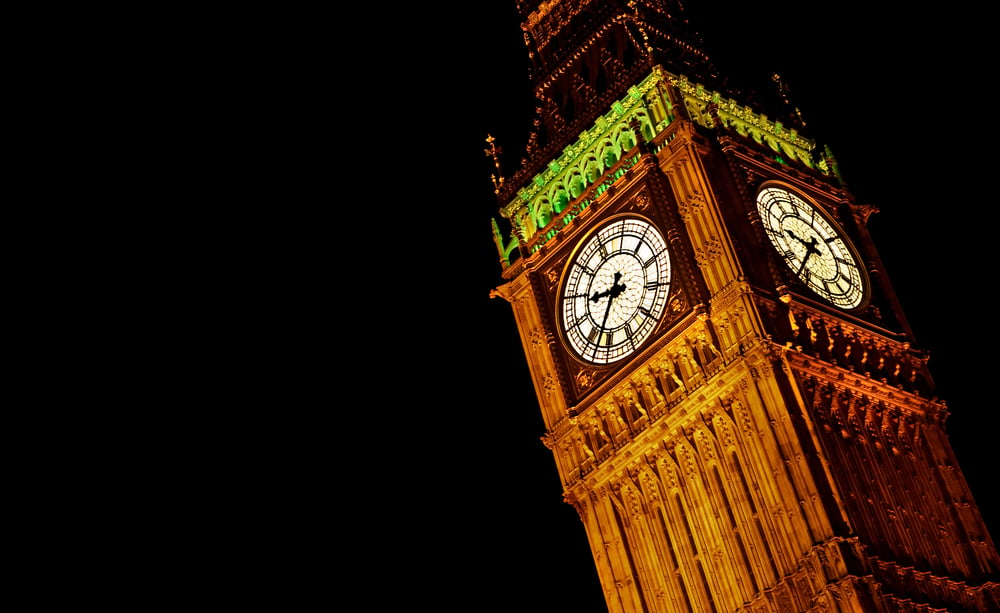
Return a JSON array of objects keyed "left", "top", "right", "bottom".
[{"left": 493, "top": 65, "right": 833, "bottom": 270}]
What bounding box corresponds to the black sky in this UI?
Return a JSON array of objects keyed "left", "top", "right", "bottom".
[{"left": 399, "top": 3, "right": 996, "bottom": 609}]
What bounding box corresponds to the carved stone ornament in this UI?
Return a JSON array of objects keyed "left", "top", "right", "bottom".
[
  {"left": 853, "top": 203, "right": 879, "bottom": 224},
  {"left": 545, "top": 267, "right": 560, "bottom": 288},
  {"left": 542, "top": 372, "right": 559, "bottom": 396},
  {"left": 669, "top": 295, "right": 685, "bottom": 314},
  {"left": 529, "top": 326, "right": 549, "bottom": 351},
  {"left": 488, "top": 284, "right": 515, "bottom": 302}
]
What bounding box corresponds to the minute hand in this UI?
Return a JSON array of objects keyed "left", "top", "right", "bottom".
[
  {"left": 792, "top": 235, "right": 822, "bottom": 275},
  {"left": 594, "top": 272, "right": 627, "bottom": 334}
]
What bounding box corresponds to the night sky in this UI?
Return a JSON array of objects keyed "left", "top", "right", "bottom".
[{"left": 397, "top": 3, "right": 997, "bottom": 609}]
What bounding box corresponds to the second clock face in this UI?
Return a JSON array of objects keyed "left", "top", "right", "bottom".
[
  {"left": 561, "top": 217, "right": 671, "bottom": 365},
  {"left": 756, "top": 186, "right": 865, "bottom": 309}
]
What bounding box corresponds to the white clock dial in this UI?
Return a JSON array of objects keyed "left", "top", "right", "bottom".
[
  {"left": 561, "top": 217, "right": 671, "bottom": 365},
  {"left": 757, "top": 186, "right": 865, "bottom": 309}
]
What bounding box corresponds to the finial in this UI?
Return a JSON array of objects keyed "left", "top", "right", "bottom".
[
  {"left": 628, "top": 117, "right": 649, "bottom": 152},
  {"left": 484, "top": 134, "right": 505, "bottom": 195},
  {"left": 771, "top": 73, "right": 807, "bottom": 128}
]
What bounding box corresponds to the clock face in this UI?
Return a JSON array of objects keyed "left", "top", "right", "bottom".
[
  {"left": 756, "top": 186, "right": 866, "bottom": 309},
  {"left": 560, "top": 217, "right": 671, "bottom": 365}
]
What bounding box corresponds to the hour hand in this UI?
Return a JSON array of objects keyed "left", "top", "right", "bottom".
[
  {"left": 591, "top": 272, "right": 624, "bottom": 302},
  {"left": 786, "top": 229, "right": 821, "bottom": 255},
  {"left": 785, "top": 229, "right": 806, "bottom": 244}
]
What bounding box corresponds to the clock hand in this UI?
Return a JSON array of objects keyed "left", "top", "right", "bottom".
[
  {"left": 795, "top": 237, "right": 824, "bottom": 275},
  {"left": 591, "top": 272, "right": 626, "bottom": 301},
  {"left": 802, "top": 235, "right": 821, "bottom": 259},
  {"left": 591, "top": 271, "right": 624, "bottom": 302},
  {"left": 595, "top": 272, "right": 627, "bottom": 333},
  {"left": 785, "top": 228, "right": 822, "bottom": 248},
  {"left": 786, "top": 230, "right": 823, "bottom": 272},
  {"left": 786, "top": 229, "right": 822, "bottom": 251},
  {"left": 785, "top": 229, "right": 806, "bottom": 244},
  {"left": 597, "top": 290, "right": 616, "bottom": 351},
  {"left": 796, "top": 250, "right": 813, "bottom": 276}
]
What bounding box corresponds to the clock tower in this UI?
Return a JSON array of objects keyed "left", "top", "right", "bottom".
[{"left": 488, "top": 1, "right": 1000, "bottom": 612}]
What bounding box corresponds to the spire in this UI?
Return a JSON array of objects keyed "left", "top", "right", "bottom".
[
  {"left": 771, "top": 73, "right": 807, "bottom": 130},
  {"left": 484, "top": 134, "right": 505, "bottom": 196}
]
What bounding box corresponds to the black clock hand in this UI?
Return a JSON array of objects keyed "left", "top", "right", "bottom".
[
  {"left": 590, "top": 276, "right": 617, "bottom": 302},
  {"left": 796, "top": 250, "right": 813, "bottom": 275},
  {"left": 591, "top": 272, "right": 626, "bottom": 303},
  {"left": 802, "top": 236, "right": 821, "bottom": 260},
  {"left": 598, "top": 285, "right": 616, "bottom": 333},
  {"left": 786, "top": 229, "right": 822, "bottom": 254},
  {"left": 594, "top": 272, "right": 627, "bottom": 333},
  {"left": 794, "top": 236, "right": 823, "bottom": 275},
  {"left": 785, "top": 228, "right": 803, "bottom": 244},
  {"left": 590, "top": 272, "right": 625, "bottom": 302},
  {"left": 786, "top": 229, "right": 823, "bottom": 272},
  {"left": 786, "top": 228, "right": 818, "bottom": 246}
]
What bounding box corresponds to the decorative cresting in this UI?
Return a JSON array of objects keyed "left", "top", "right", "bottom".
[
  {"left": 797, "top": 371, "right": 1000, "bottom": 610},
  {"left": 559, "top": 375, "right": 878, "bottom": 612},
  {"left": 493, "top": 67, "right": 833, "bottom": 272},
  {"left": 673, "top": 75, "right": 821, "bottom": 169},
  {"left": 495, "top": 70, "right": 665, "bottom": 264},
  {"left": 872, "top": 557, "right": 1000, "bottom": 612},
  {"left": 783, "top": 300, "right": 933, "bottom": 398},
  {"left": 543, "top": 316, "right": 729, "bottom": 482}
]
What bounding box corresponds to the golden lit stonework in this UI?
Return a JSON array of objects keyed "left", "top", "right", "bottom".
[{"left": 489, "top": 1, "right": 1000, "bottom": 611}]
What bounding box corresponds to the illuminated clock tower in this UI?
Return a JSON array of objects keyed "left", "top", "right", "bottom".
[{"left": 488, "top": 1, "right": 1000, "bottom": 611}]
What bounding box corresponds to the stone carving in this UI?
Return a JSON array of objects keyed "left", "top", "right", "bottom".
[{"left": 600, "top": 400, "right": 629, "bottom": 440}]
